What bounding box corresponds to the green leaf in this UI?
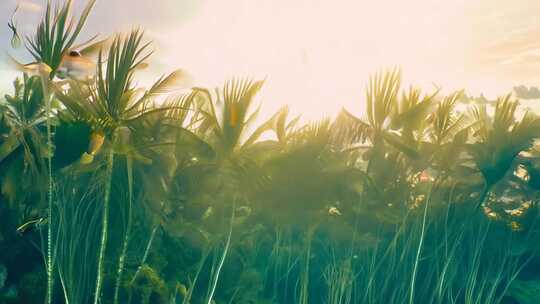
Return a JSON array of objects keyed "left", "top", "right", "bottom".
[{"left": 0, "top": 134, "right": 21, "bottom": 163}]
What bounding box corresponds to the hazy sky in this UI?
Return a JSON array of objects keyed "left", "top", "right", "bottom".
[{"left": 1, "top": 0, "right": 540, "bottom": 119}]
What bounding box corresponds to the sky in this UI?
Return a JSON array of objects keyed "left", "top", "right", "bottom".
[{"left": 1, "top": 0, "right": 540, "bottom": 120}]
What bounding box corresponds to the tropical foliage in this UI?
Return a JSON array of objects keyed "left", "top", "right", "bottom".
[{"left": 1, "top": 1, "right": 539, "bottom": 304}]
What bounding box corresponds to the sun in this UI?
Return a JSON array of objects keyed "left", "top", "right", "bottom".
[{"left": 151, "top": 0, "right": 519, "bottom": 120}]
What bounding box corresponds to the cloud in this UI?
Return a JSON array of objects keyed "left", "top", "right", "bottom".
[
  {"left": 2, "top": 0, "right": 540, "bottom": 117},
  {"left": 479, "top": 26, "right": 540, "bottom": 66},
  {"left": 459, "top": 93, "right": 495, "bottom": 105},
  {"left": 514, "top": 85, "right": 540, "bottom": 100}
]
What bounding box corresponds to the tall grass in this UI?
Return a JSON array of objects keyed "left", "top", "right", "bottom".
[
  {"left": 323, "top": 255, "right": 354, "bottom": 304},
  {"left": 205, "top": 197, "right": 236, "bottom": 304},
  {"left": 346, "top": 204, "right": 532, "bottom": 304},
  {"left": 53, "top": 172, "right": 102, "bottom": 304},
  {"left": 323, "top": 219, "right": 360, "bottom": 304},
  {"left": 297, "top": 225, "right": 316, "bottom": 304},
  {"left": 409, "top": 183, "right": 433, "bottom": 304}
]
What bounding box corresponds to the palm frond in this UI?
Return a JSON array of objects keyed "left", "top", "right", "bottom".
[
  {"left": 192, "top": 87, "right": 220, "bottom": 136},
  {"left": 382, "top": 131, "right": 420, "bottom": 160},
  {"left": 243, "top": 106, "right": 289, "bottom": 148},
  {"left": 96, "top": 29, "right": 152, "bottom": 120},
  {"left": 333, "top": 108, "right": 371, "bottom": 146},
  {"left": 429, "top": 91, "right": 467, "bottom": 144},
  {"left": 366, "top": 67, "right": 401, "bottom": 131},
  {"left": 126, "top": 68, "right": 193, "bottom": 114},
  {"left": 469, "top": 95, "right": 540, "bottom": 187},
  {"left": 26, "top": 0, "right": 97, "bottom": 74},
  {"left": 392, "top": 86, "right": 439, "bottom": 134},
  {"left": 210, "top": 78, "right": 265, "bottom": 154},
  {"left": 0, "top": 75, "right": 48, "bottom": 174},
  {"left": 493, "top": 94, "right": 518, "bottom": 134},
  {"left": 76, "top": 36, "right": 113, "bottom": 57}
]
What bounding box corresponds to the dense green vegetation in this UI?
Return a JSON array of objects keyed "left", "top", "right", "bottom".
[{"left": 1, "top": 1, "right": 539, "bottom": 303}]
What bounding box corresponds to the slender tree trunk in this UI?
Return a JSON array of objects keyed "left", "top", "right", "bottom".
[
  {"left": 42, "top": 74, "right": 54, "bottom": 304},
  {"left": 129, "top": 225, "right": 158, "bottom": 286},
  {"left": 206, "top": 198, "right": 236, "bottom": 304},
  {"left": 475, "top": 183, "right": 491, "bottom": 211},
  {"left": 127, "top": 225, "right": 159, "bottom": 303},
  {"left": 183, "top": 247, "right": 210, "bottom": 304},
  {"left": 94, "top": 146, "right": 115, "bottom": 304},
  {"left": 113, "top": 156, "right": 133, "bottom": 304}
]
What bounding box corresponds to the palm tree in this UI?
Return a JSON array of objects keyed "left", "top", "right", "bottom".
[
  {"left": 168, "top": 79, "right": 278, "bottom": 225},
  {"left": 468, "top": 95, "right": 540, "bottom": 209},
  {"left": 335, "top": 68, "right": 441, "bottom": 164},
  {"left": 333, "top": 69, "right": 440, "bottom": 223},
  {"left": 9, "top": 1, "right": 98, "bottom": 302},
  {"left": 54, "top": 29, "right": 193, "bottom": 303},
  {"left": 410, "top": 91, "right": 484, "bottom": 218},
  {"left": 162, "top": 79, "right": 292, "bottom": 303},
  {"left": 0, "top": 76, "right": 48, "bottom": 222},
  {"left": 425, "top": 91, "right": 470, "bottom": 175}
]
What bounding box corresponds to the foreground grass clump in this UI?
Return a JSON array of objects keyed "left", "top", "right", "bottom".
[{"left": 1, "top": 0, "right": 540, "bottom": 303}]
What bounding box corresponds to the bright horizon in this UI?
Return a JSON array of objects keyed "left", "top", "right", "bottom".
[{"left": 1, "top": 0, "right": 540, "bottom": 120}]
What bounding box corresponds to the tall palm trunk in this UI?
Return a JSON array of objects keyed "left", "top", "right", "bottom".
[
  {"left": 94, "top": 144, "right": 115, "bottom": 304},
  {"left": 41, "top": 74, "right": 54, "bottom": 304},
  {"left": 113, "top": 156, "right": 133, "bottom": 304}
]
